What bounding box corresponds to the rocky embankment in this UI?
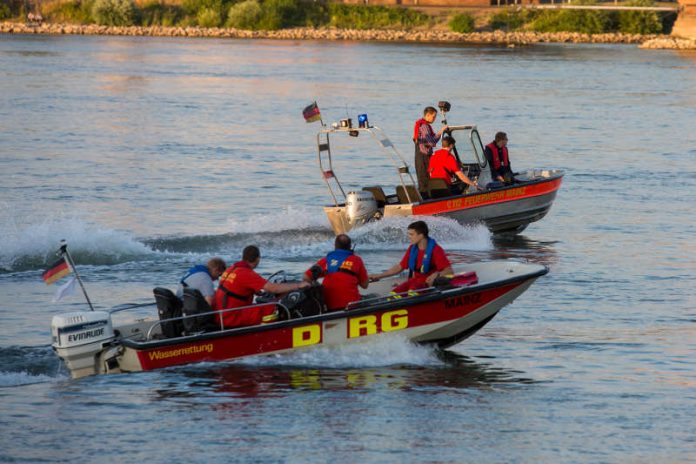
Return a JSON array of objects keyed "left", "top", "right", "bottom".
[
  {"left": 1, "top": 21, "right": 694, "bottom": 48},
  {"left": 639, "top": 36, "right": 696, "bottom": 49}
]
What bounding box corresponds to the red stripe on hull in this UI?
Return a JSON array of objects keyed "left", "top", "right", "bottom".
[
  {"left": 135, "top": 281, "right": 522, "bottom": 371},
  {"left": 412, "top": 177, "right": 562, "bottom": 216}
]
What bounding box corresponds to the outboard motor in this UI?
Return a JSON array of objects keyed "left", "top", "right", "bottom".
[
  {"left": 51, "top": 311, "right": 116, "bottom": 378},
  {"left": 345, "top": 191, "right": 378, "bottom": 227}
]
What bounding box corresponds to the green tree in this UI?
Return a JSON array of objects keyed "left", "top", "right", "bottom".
[
  {"left": 226, "top": 0, "right": 262, "bottom": 29},
  {"left": 449, "top": 13, "right": 475, "bottom": 33},
  {"left": 618, "top": 0, "right": 663, "bottom": 34},
  {"left": 92, "top": 0, "right": 136, "bottom": 26}
]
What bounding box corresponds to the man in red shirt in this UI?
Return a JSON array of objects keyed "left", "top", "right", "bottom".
[
  {"left": 213, "top": 245, "right": 308, "bottom": 328},
  {"left": 368, "top": 221, "right": 453, "bottom": 293},
  {"left": 428, "top": 137, "right": 482, "bottom": 194},
  {"left": 303, "top": 234, "right": 369, "bottom": 311}
]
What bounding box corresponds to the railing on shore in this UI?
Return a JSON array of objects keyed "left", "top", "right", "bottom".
[{"left": 524, "top": 4, "right": 680, "bottom": 12}]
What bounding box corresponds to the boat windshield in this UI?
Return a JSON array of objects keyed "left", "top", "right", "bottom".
[
  {"left": 470, "top": 129, "right": 488, "bottom": 168},
  {"left": 446, "top": 126, "right": 480, "bottom": 165}
]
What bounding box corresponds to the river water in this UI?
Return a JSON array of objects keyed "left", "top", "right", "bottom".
[{"left": 0, "top": 34, "right": 694, "bottom": 462}]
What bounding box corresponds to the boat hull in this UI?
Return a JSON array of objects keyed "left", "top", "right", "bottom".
[
  {"left": 415, "top": 176, "right": 562, "bottom": 234},
  {"left": 112, "top": 263, "right": 547, "bottom": 374},
  {"left": 325, "top": 172, "right": 563, "bottom": 235}
]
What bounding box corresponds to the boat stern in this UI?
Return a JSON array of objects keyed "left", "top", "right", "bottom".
[
  {"left": 324, "top": 205, "right": 352, "bottom": 235},
  {"left": 51, "top": 311, "right": 116, "bottom": 379}
]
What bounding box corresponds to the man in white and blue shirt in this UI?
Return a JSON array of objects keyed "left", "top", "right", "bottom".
[{"left": 176, "top": 257, "right": 227, "bottom": 305}]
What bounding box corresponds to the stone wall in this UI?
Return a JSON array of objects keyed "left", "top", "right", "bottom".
[{"left": 0, "top": 21, "right": 657, "bottom": 43}]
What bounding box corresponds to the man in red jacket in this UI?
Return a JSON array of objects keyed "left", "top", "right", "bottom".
[
  {"left": 213, "top": 245, "right": 308, "bottom": 328},
  {"left": 303, "top": 234, "right": 369, "bottom": 311}
]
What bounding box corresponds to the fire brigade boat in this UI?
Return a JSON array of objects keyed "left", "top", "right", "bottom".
[
  {"left": 317, "top": 119, "right": 564, "bottom": 235},
  {"left": 51, "top": 260, "right": 547, "bottom": 379}
]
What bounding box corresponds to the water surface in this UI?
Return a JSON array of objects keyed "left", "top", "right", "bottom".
[{"left": 0, "top": 35, "right": 694, "bottom": 463}]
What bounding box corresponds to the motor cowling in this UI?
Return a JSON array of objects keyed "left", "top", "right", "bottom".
[
  {"left": 345, "top": 191, "right": 378, "bottom": 226},
  {"left": 51, "top": 311, "right": 116, "bottom": 378}
]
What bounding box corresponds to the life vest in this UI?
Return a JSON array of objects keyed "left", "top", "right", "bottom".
[
  {"left": 215, "top": 261, "right": 277, "bottom": 328},
  {"left": 216, "top": 261, "right": 252, "bottom": 309},
  {"left": 408, "top": 238, "right": 437, "bottom": 278},
  {"left": 179, "top": 264, "right": 210, "bottom": 288},
  {"left": 413, "top": 118, "right": 432, "bottom": 144},
  {"left": 486, "top": 142, "right": 509, "bottom": 171},
  {"left": 326, "top": 249, "right": 358, "bottom": 277}
]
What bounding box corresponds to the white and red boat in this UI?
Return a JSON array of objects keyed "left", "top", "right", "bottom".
[
  {"left": 51, "top": 260, "right": 547, "bottom": 378},
  {"left": 317, "top": 117, "right": 563, "bottom": 235}
]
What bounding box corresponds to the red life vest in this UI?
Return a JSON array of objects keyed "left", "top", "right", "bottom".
[
  {"left": 486, "top": 142, "right": 509, "bottom": 171},
  {"left": 213, "top": 261, "right": 253, "bottom": 310},
  {"left": 413, "top": 118, "right": 432, "bottom": 144},
  {"left": 213, "top": 261, "right": 276, "bottom": 328}
]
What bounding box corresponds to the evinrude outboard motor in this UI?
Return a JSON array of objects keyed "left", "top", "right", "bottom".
[
  {"left": 345, "top": 191, "right": 378, "bottom": 227},
  {"left": 51, "top": 311, "right": 116, "bottom": 378}
]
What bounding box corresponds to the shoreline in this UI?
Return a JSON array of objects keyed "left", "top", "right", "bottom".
[{"left": 2, "top": 22, "right": 695, "bottom": 49}]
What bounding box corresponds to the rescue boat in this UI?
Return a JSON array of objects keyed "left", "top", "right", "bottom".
[
  {"left": 51, "top": 260, "right": 547, "bottom": 379},
  {"left": 317, "top": 117, "right": 563, "bottom": 235}
]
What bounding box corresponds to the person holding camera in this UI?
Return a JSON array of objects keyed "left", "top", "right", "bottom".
[
  {"left": 303, "top": 234, "right": 369, "bottom": 312},
  {"left": 413, "top": 106, "right": 449, "bottom": 195}
]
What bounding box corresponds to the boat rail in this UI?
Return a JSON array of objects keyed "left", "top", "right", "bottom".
[
  {"left": 144, "top": 301, "right": 291, "bottom": 341},
  {"left": 317, "top": 125, "right": 420, "bottom": 205},
  {"left": 316, "top": 123, "right": 496, "bottom": 206},
  {"left": 346, "top": 286, "right": 442, "bottom": 310}
]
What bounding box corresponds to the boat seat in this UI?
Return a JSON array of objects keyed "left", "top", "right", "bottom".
[
  {"left": 182, "top": 288, "right": 219, "bottom": 334},
  {"left": 428, "top": 178, "right": 452, "bottom": 199},
  {"left": 396, "top": 185, "right": 422, "bottom": 204},
  {"left": 362, "top": 186, "right": 386, "bottom": 208},
  {"left": 153, "top": 287, "right": 184, "bottom": 338}
]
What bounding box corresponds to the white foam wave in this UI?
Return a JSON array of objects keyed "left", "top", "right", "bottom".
[
  {"left": 0, "top": 370, "right": 60, "bottom": 387},
  {"left": 352, "top": 215, "right": 493, "bottom": 252},
  {"left": 260, "top": 215, "right": 492, "bottom": 260},
  {"left": 238, "top": 334, "right": 442, "bottom": 368},
  {"left": 0, "top": 208, "right": 155, "bottom": 270},
  {"left": 225, "top": 206, "right": 330, "bottom": 234}
]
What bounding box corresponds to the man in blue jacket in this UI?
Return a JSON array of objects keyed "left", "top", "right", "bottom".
[{"left": 176, "top": 257, "right": 227, "bottom": 305}]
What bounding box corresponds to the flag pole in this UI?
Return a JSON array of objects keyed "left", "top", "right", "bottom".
[
  {"left": 316, "top": 101, "right": 326, "bottom": 128},
  {"left": 59, "top": 240, "right": 95, "bottom": 311}
]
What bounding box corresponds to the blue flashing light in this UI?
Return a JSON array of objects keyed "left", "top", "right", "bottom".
[{"left": 358, "top": 113, "right": 369, "bottom": 128}]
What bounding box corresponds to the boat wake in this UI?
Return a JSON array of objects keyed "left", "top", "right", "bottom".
[
  {"left": 0, "top": 346, "right": 68, "bottom": 387},
  {"left": 237, "top": 335, "right": 444, "bottom": 369},
  {"left": 349, "top": 215, "right": 492, "bottom": 252},
  {"left": 0, "top": 212, "right": 157, "bottom": 273},
  {"left": 1, "top": 208, "right": 491, "bottom": 273}
]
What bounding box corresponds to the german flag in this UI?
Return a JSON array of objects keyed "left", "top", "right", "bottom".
[
  {"left": 302, "top": 102, "right": 321, "bottom": 123},
  {"left": 42, "top": 257, "right": 71, "bottom": 285}
]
